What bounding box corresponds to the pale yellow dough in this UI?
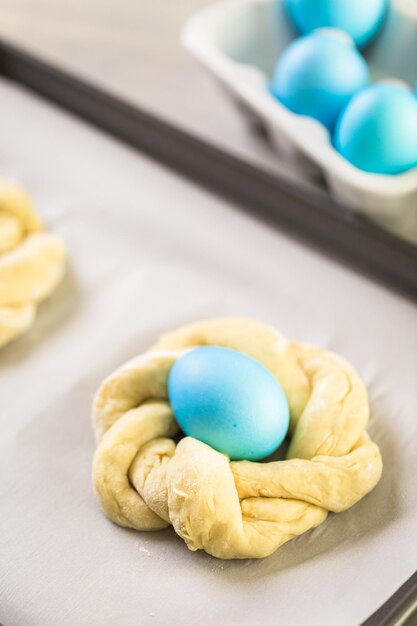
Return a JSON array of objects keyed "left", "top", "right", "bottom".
[
  {"left": 0, "top": 181, "right": 66, "bottom": 348},
  {"left": 92, "top": 318, "right": 382, "bottom": 559}
]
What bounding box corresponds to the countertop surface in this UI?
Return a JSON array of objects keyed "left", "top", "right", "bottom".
[{"left": 0, "top": 0, "right": 321, "bottom": 188}]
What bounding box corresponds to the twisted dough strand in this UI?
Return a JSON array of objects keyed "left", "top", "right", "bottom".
[
  {"left": 92, "top": 318, "right": 382, "bottom": 559},
  {"left": 0, "top": 182, "right": 66, "bottom": 347}
]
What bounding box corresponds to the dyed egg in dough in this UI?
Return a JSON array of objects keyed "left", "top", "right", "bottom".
[{"left": 168, "top": 346, "right": 290, "bottom": 461}]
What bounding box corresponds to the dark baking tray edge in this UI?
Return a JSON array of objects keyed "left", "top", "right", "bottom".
[
  {"left": 0, "top": 40, "right": 415, "bottom": 301},
  {"left": 362, "top": 571, "right": 417, "bottom": 626},
  {"left": 0, "top": 40, "right": 416, "bottom": 624}
]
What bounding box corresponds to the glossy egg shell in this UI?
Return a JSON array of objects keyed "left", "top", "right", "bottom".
[
  {"left": 168, "top": 346, "right": 290, "bottom": 461},
  {"left": 284, "top": 0, "right": 388, "bottom": 48},
  {"left": 270, "top": 31, "right": 369, "bottom": 130},
  {"left": 334, "top": 84, "right": 417, "bottom": 175}
]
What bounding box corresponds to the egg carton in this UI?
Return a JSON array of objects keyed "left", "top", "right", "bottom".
[{"left": 182, "top": 0, "right": 417, "bottom": 244}]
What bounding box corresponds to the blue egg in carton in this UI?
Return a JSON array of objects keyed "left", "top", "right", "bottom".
[
  {"left": 269, "top": 30, "right": 370, "bottom": 131},
  {"left": 182, "top": 0, "right": 417, "bottom": 244},
  {"left": 284, "top": 0, "right": 388, "bottom": 48}
]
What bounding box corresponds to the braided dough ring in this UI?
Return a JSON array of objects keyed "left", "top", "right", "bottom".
[
  {"left": 0, "top": 181, "right": 66, "bottom": 348},
  {"left": 92, "top": 318, "right": 382, "bottom": 559}
]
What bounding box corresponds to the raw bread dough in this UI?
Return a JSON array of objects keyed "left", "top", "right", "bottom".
[
  {"left": 0, "top": 181, "right": 66, "bottom": 347},
  {"left": 92, "top": 318, "right": 382, "bottom": 559}
]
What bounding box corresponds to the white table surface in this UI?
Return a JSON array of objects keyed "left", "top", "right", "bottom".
[
  {"left": 0, "top": 78, "right": 416, "bottom": 626},
  {"left": 0, "top": 0, "right": 324, "bottom": 189}
]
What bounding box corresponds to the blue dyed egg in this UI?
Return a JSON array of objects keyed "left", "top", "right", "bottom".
[
  {"left": 168, "top": 346, "right": 289, "bottom": 461},
  {"left": 284, "top": 0, "right": 388, "bottom": 48},
  {"left": 335, "top": 84, "right": 417, "bottom": 175},
  {"left": 270, "top": 31, "right": 369, "bottom": 130}
]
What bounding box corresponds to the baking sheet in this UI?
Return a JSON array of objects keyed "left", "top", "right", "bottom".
[
  {"left": 2, "top": 40, "right": 416, "bottom": 300},
  {"left": 0, "top": 77, "right": 416, "bottom": 626}
]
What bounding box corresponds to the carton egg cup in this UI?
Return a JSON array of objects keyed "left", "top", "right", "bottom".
[{"left": 182, "top": 0, "right": 417, "bottom": 244}]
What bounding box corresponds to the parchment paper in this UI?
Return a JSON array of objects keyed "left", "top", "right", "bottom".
[{"left": 0, "top": 78, "right": 416, "bottom": 626}]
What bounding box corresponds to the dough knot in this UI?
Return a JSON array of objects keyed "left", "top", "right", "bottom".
[
  {"left": 92, "top": 318, "right": 382, "bottom": 559},
  {"left": 0, "top": 181, "right": 66, "bottom": 347}
]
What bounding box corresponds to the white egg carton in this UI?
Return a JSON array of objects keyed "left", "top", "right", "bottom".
[{"left": 182, "top": 0, "right": 417, "bottom": 244}]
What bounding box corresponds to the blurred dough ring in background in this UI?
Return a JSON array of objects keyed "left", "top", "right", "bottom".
[
  {"left": 92, "top": 318, "right": 383, "bottom": 559},
  {"left": 0, "top": 181, "right": 66, "bottom": 348}
]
